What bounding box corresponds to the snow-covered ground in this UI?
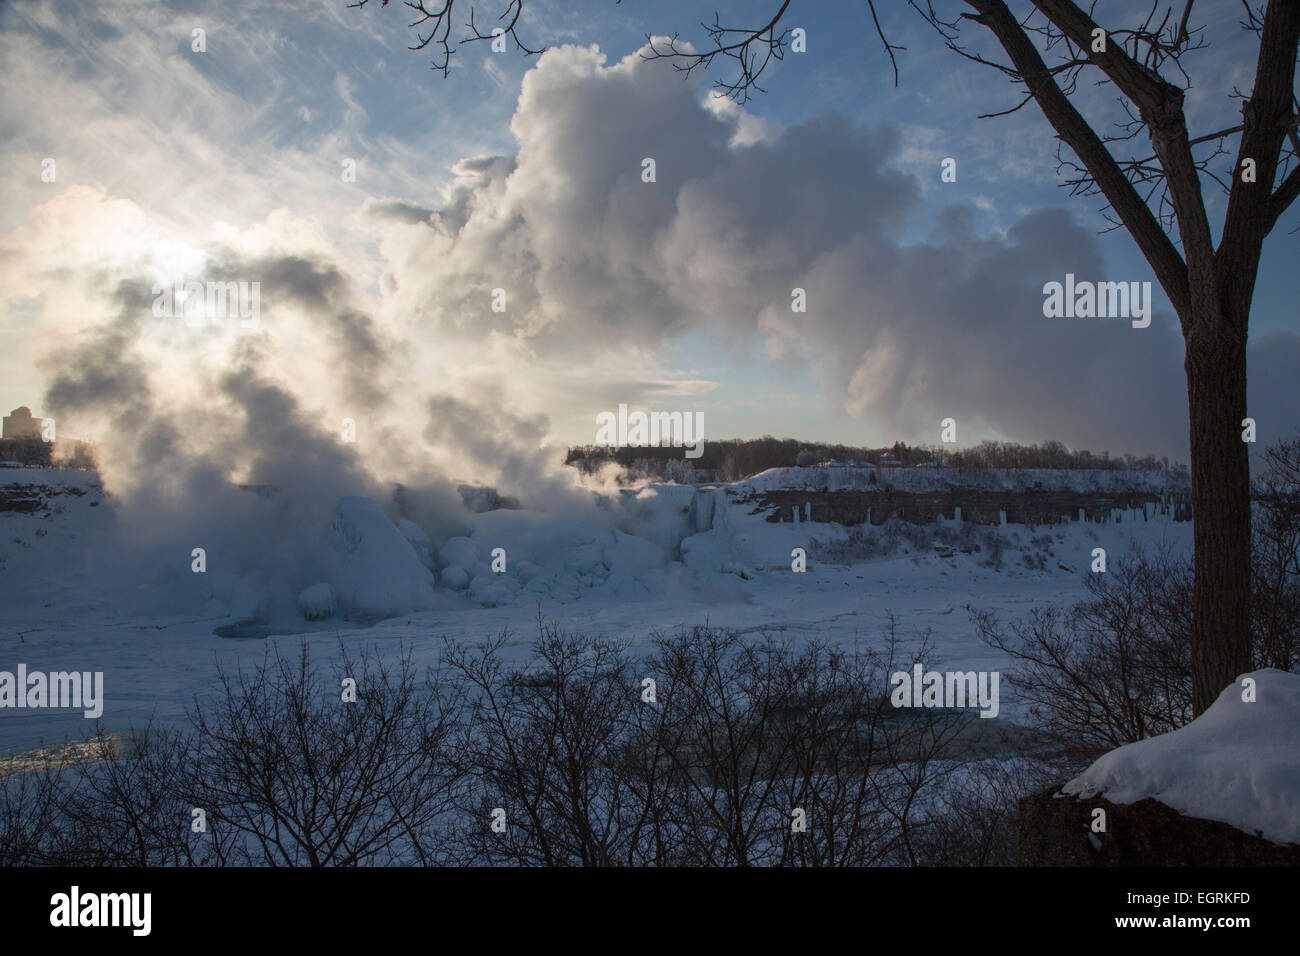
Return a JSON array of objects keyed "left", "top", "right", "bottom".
[{"left": 1, "top": 466, "right": 1192, "bottom": 756}]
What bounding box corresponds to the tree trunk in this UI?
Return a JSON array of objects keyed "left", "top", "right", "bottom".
[{"left": 1185, "top": 304, "right": 1253, "bottom": 714}]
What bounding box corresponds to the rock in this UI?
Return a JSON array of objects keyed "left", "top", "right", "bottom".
[
  {"left": 1017, "top": 787, "right": 1300, "bottom": 866},
  {"left": 1019, "top": 669, "right": 1300, "bottom": 865}
]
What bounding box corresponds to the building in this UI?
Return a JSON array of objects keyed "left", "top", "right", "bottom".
[{"left": 2, "top": 406, "right": 42, "bottom": 440}]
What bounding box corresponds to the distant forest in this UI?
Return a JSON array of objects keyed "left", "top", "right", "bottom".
[{"left": 566, "top": 438, "right": 1179, "bottom": 484}]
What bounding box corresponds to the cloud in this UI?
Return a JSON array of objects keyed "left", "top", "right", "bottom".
[
  {"left": 363, "top": 198, "right": 435, "bottom": 225},
  {"left": 7, "top": 18, "right": 1297, "bottom": 509},
  {"left": 1248, "top": 331, "right": 1300, "bottom": 450},
  {"left": 379, "top": 41, "right": 1275, "bottom": 457},
  {"left": 3, "top": 10, "right": 1297, "bottom": 628}
]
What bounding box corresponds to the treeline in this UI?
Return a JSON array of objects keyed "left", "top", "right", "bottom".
[
  {"left": 566, "top": 437, "right": 1177, "bottom": 483},
  {"left": 945, "top": 440, "right": 1175, "bottom": 472}
]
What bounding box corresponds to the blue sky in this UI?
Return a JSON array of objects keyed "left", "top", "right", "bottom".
[{"left": 1, "top": 0, "right": 1296, "bottom": 478}]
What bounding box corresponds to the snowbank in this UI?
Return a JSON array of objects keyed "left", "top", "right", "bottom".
[{"left": 1062, "top": 668, "right": 1300, "bottom": 846}]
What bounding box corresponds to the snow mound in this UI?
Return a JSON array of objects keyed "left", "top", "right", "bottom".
[
  {"left": 325, "top": 496, "right": 437, "bottom": 615},
  {"left": 1062, "top": 668, "right": 1300, "bottom": 845},
  {"left": 297, "top": 582, "right": 337, "bottom": 621}
]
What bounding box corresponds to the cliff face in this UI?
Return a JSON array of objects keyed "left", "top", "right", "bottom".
[{"left": 748, "top": 489, "right": 1192, "bottom": 526}]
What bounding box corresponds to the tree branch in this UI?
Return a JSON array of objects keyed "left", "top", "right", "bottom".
[
  {"left": 965, "top": 0, "right": 1191, "bottom": 320},
  {"left": 1218, "top": 0, "right": 1300, "bottom": 291},
  {"left": 1031, "top": 0, "right": 1215, "bottom": 315},
  {"left": 1267, "top": 163, "right": 1300, "bottom": 233}
]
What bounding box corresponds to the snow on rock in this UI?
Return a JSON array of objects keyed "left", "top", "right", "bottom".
[
  {"left": 1062, "top": 668, "right": 1300, "bottom": 846},
  {"left": 297, "top": 582, "right": 337, "bottom": 621},
  {"left": 325, "top": 496, "right": 437, "bottom": 615}
]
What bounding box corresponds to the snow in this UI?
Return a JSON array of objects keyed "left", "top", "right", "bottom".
[
  {"left": 324, "top": 496, "right": 438, "bottom": 616},
  {"left": 397, "top": 519, "right": 435, "bottom": 570},
  {"left": 1063, "top": 668, "right": 1300, "bottom": 846},
  {"left": 1, "top": 466, "right": 1197, "bottom": 757},
  {"left": 440, "top": 566, "right": 470, "bottom": 590}
]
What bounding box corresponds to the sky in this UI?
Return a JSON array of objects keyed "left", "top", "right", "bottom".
[{"left": 1, "top": 0, "right": 1297, "bottom": 490}]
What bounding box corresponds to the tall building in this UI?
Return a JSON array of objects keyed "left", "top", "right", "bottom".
[{"left": 2, "top": 406, "right": 42, "bottom": 440}]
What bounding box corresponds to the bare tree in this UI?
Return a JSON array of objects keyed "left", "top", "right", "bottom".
[
  {"left": 356, "top": 0, "right": 1299, "bottom": 714},
  {"left": 348, "top": 0, "right": 541, "bottom": 76}
]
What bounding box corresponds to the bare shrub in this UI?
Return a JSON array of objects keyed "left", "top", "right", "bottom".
[
  {"left": 974, "top": 546, "right": 1193, "bottom": 753},
  {"left": 440, "top": 624, "right": 641, "bottom": 866},
  {"left": 0, "top": 758, "right": 59, "bottom": 866},
  {"left": 0, "top": 727, "right": 209, "bottom": 867},
  {"left": 3, "top": 619, "right": 1038, "bottom": 868},
  {"left": 905, "top": 754, "right": 1073, "bottom": 866},
  {"left": 1253, "top": 432, "right": 1300, "bottom": 671},
  {"left": 440, "top": 618, "right": 979, "bottom": 867},
  {"left": 186, "top": 642, "right": 464, "bottom": 866}
]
